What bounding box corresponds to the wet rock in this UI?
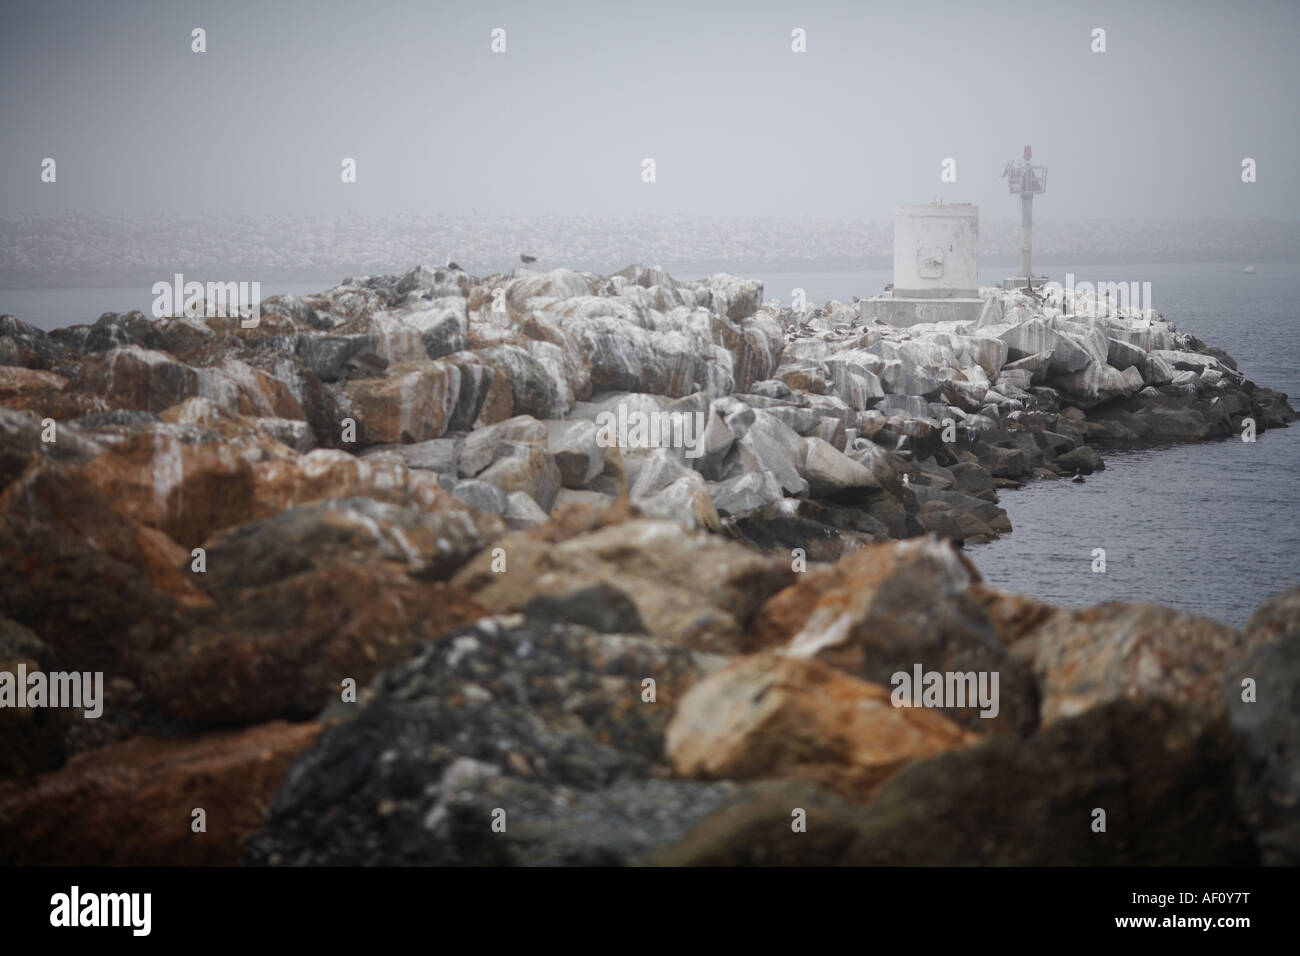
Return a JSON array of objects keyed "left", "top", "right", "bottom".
[
  {"left": 80, "top": 429, "right": 259, "bottom": 549},
  {"left": 0, "top": 406, "right": 104, "bottom": 490},
  {"left": 1055, "top": 445, "right": 1105, "bottom": 475},
  {"left": 708, "top": 471, "right": 786, "bottom": 518},
  {"left": 365, "top": 437, "right": 458, "bottom": 474},
  {"left": 451, "top": 478, "right": 509, "bottom": 515},
  {"left": 1106, "top": 336, "right": 1146, "bottom": 370},
  {"left": 473, "top": 345, "right": 564, "bottom": 419},
  {"left": 635, "top": 472, "right": 721, "bottom": 531},
  {"left": 522, "top": 581, "right": 647, "bottom": 634},
  {"left": 457, "top": 415, "right": 548, "bottom": 477},
  {"left": 141, "top": 562, "right": 487, "bottom": 726},
  {"left": 0, "top": 366, "right": 66, "bottom": 409},
  {"left": 84, "top": 311, "right": 163, "bottom": 352},
  {"left": 999, "top": 317, "right": 1091, "bottom": 374},
  {"left": 730, "top": 410, "right": 808, "bottom": 496},
  {"left": 1054, "top": 361, "right": 1144, "bottom": 407}
]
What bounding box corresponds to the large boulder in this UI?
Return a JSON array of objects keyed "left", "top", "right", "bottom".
[
  {"left": 452, "top": 518, "right": 794, "bottom": 653},
  {"left": 655, "top": 698, "right": 1254, "bottom": 866},
  {"left": 1012, "top": 602, "right": 1257, "bottom": 725},
  {"left": 666, "top": 652, "right": 974, "bottom": 803},
  {"left": 1223, "top": 586, "right": 1300, "bottom": 864},
  {"left": 799, "top": 436, "right": 882, "bottom": 500},
  {"left": 243, "top": 614, "right": 729, "bottom": 865},
  {"left": 342, "top": 361, "right": 461, "bottom": 444},
  {"left": 998, "top": 318, "right": 1092, "bottom": 374},
  {"left": 749, "top": 538, "right": 1037, "bottom": 736},
  {"left": 0, "top": 721, "right": 322, "bottom": 865}
]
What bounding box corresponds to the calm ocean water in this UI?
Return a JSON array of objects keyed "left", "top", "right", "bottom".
[{"left": 3, "top": 262, "right": 1297, "bottom": 625}]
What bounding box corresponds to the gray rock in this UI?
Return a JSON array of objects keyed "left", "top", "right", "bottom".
[
  {"left": 1106, "top": 336, "right": 1146, "bottom": 370},
  {"left": 1055, "top": 445, "right": 1105, "bottom": 475},
  {"left": 367, "top": 437, "right": 458, "bottom": 474},
  {"left": 522, "top": 582, "right": 647, "bottom": 634},
  {"left": 545, "top": 419, "right": 604, "bottom": 488},
  {"left": 450, "top": 479, "right": 509, "bottom": 515},
  {"left": 1003, "top": 350, "right": 1054, "bottom": 384},
  {"left": 730, "top": 410, "right": 809, "bottom": 496},
  {"left": 503, "top": 490, "right": 551, "bottom": 529},
  {"left": 1225, "top": 587, "right": 1300, "bottom": 865},
  {"left": 478, "top": 443, "right": 561, "bottom": 512},
  {"left": 458, "top": 416, "right": 548, "bottom": 478},
  {"left": 877, "top": 358, "right": 941, "bottom": 399},
  {"left": 630, "top": 448, "right": 693, "bottom": 500},
  {"left": 707, "top": 471, "right": 786, "bottom": 517},
  {"left": 474, "top": 345, "right": 562, "bottom": 419},
  {"left": 999, "top": 317, "right": 1091, "bottom": 374},
  {"left": 800, "top": 436, "right": 882, "bottom": 499}
]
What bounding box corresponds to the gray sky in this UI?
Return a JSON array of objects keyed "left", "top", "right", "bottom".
[{"left": 2, "top": 0, "right": 1296, "bottom": 222}]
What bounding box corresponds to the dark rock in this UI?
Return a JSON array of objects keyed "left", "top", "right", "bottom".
[
  {"left": 521, "top": 582, "right": 647, "bottom": 634},
  {"left": 1224, "top": 586, "right": 1300, "bottom": 864},
  {"left": 654, "top": 699, "right": 1254, "bottom": 866},
  {"left": 1055, "top": 445, "right": 1105, "bottom": 475},
  {"left": 244, "top": 616, "right": 726, "bottom": 864}
]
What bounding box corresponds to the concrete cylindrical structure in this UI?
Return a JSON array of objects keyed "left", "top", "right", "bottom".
[{"left": 892, "top": 203, "right": 979, "bottom": 299}]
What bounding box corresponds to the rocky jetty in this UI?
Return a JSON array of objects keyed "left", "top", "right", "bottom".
[{"left": 0, "top": 263, "right": 1296, "bottom": 865}]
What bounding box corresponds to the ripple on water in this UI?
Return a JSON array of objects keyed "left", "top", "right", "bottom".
[{"left": 969, "top": 427, "right": 1300, "bottom": 627}]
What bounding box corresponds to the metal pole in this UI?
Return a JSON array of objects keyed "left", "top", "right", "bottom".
[{"left": 1020, "top": 192, "right": 1033, "bottom": 280}]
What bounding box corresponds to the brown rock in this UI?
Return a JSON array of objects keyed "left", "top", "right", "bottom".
[
  {"left": 452, "top": 517, "right": 793, "bottom": 653},
  {"left": 343, "top": 360, "right": 460, "bottom": 443},
  {"left": 82, "top": 431, "right": 258, "bottom": 550},
  {"left": 968, "top": 583, "right": 1059, "bottom": 646},
  {"left": 0, "top": 365, "right": 66, "bottom": 405},
  {"left": 1020, "top": 602, "right": 1253, "bottom": 724},
  {"left": 69, "top": 346, "right": 198, "bottom": 412},
  {"left": 0, "top": 463, "right": 210, "bottom": 672},
  {"left": 747, "top": 538, "right": 1037, "bottom": 736},
  {"left": 250, "top": 450, "right": 502, "bottom": 534},
  {"left": 139, "top": 566, "right": 487, "bottom": 726},
  {"left": 0, "top": 721, "right": 322, "bottom": 865},
  {"left": 0, "top": 617, "right": 68, "bottom": 781},
  {"left": 195, "top": 358, "right": 304, "bottom": 420},
  {"left": 666, "top": 652, "right": 975, "bottom": 803},
  {"left": 1243, "top": 584, "right": 1300, "bottom": 648}
]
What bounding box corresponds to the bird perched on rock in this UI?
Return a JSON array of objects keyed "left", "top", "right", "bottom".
[
  {"left": 446, "top": 260, "right": 463, "bottom": 271},
  {"left": 520, "top": 254, "right": 537, "bottom": 264}
]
